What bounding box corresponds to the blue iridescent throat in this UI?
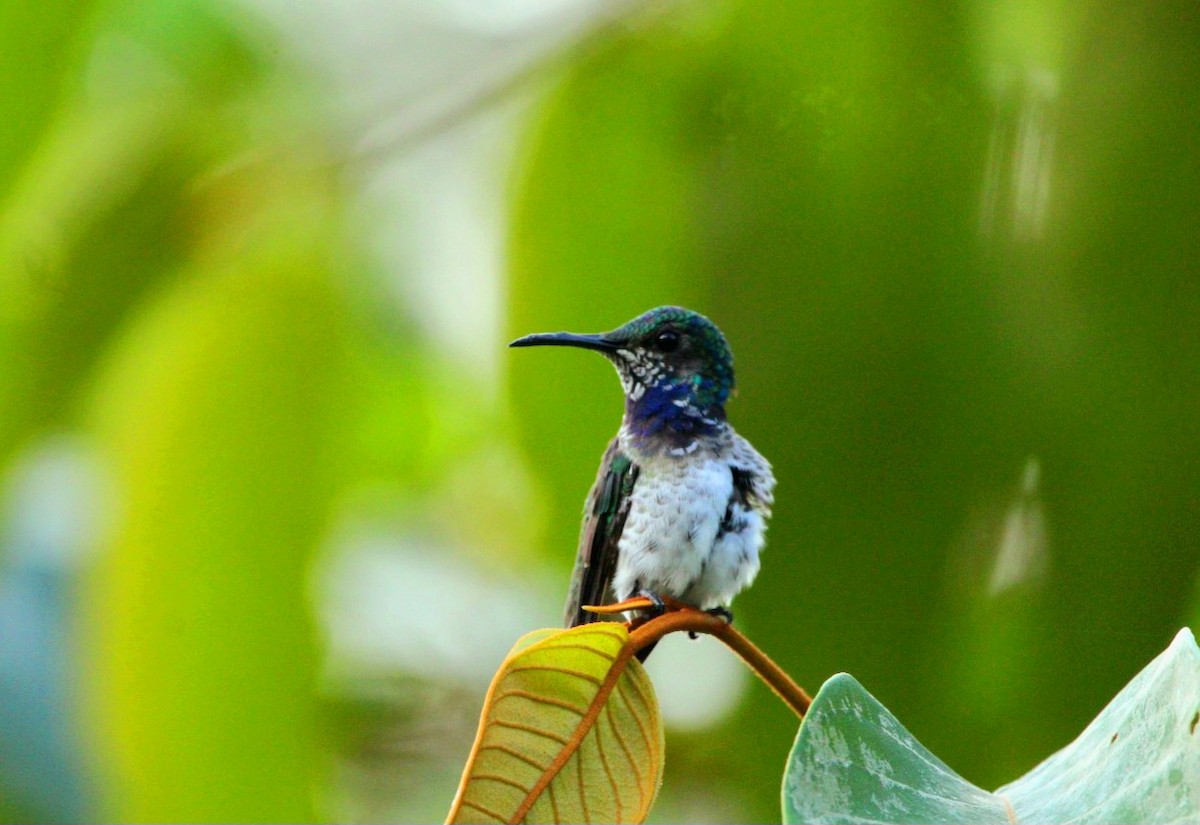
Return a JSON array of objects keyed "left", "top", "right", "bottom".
[{"left": 625, "top": 380, "right": 727, "bottom": 440}]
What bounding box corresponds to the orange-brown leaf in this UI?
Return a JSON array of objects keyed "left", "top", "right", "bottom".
[{"left": 447, "top": 624, "right": 663, "bottom": 824}]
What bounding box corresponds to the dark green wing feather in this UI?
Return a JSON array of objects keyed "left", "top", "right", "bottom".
[{"left": 563, "top": 437, "right": 640, "bottom": 627}]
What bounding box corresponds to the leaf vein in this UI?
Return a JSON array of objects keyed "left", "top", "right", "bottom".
[
  {"left": 595, "top": 711, "right": 622, "bottom": 822},
  {"left": 470, "top": 773, "right": 531, "bottom": 794},
  {"left": 623, "top": 667, "right": 654, "bottom": 713},
  {"left": 509, "top": 640, "right": 638, "bottom": 822},
  {"left": 606, "top": 696, "right": 645, "bottom": 812},
  {"left": 478, "top": 743, "right": 546, "bottom": 771},
  {"left": 542, "top": 642, "right": 618, "bottom": 662},
  {"left": 492, "top": 719, "right": 569, "bottom": 745},
  {"left": 460, "top": 798, "right": 509, "bottom": 822},
  {"left": 494, "top": 689, "right": 585, "bottom": 715},
  {"left": 547, "top": 626, "right": 624, "bottom": 648},
  {"left": 508, "top": 664, "right": 604, "bottom": 686},
  {"left": 616, "top": 677, "right": 656, "bottom": 766},
  {"left": 576, "top": 747, "right": 590, "bottom": 824}
]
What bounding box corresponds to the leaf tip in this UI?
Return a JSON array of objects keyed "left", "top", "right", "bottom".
[
  {"left": 1169, "top": 627, "right": 1198, "bottom": 655},
  {"left": 819, "top": 671, "right": 867, "bottom": 696}
]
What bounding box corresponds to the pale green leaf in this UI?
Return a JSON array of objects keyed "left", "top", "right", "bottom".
[
  {"left": 83, "top": 235, "right": 350, "bottom": 822},
  {"left": 783, "top": 629, "right": 1200, "bottom": 824}
]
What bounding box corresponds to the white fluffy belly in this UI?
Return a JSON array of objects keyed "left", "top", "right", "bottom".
[{"left": 612, "top": 456, "right": 761, "bottom": 609}]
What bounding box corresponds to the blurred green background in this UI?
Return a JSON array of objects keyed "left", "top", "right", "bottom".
[{"left": 2, "top": 0, "right": 1198, "bottom": 822}]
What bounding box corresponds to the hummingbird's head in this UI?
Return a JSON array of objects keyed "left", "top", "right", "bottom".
[{"left": 510, "top": 306, "right": 735, "bottom": 418}]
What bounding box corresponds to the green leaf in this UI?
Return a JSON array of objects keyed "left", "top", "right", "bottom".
[
  {"left": 999, "top": 627, "right": 1200, "bottom": 823},
  {"left": 783, "top": 628, "right": 1200, "bottom": 824},
  {"left": 448, "top": 624, "right": 664, "bottom": 824},
  {"left": 782, "top": 676, "right": 1008, "bottom": 825},
  {"left": 83, "top": 231, "right": 350, "bottom": 822},
  {"left": 0, "top": 0, "right": 96, "bottom": 194}
]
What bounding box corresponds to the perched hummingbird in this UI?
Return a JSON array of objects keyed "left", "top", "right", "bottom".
[{"left": 510, "top": 306, "right": 775, "bottom": 632}]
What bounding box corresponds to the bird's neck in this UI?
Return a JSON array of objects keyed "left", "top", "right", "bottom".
[{"left": 623, "top": 380, "right": 726, "bottom": 446}]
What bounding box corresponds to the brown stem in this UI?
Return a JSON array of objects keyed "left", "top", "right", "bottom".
[{"left": 626, "top": 609, "right": 812, "bottom": 718}]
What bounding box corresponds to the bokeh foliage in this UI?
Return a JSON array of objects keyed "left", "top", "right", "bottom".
[
  {"left": 508, "top": 1, "right": 1200, "bottom": 821},
  {"left": 1, "top": 0, "right": 1199, "bottom": 822},
  {"left": 0, "top": 0, "right": 441, "bottom": 821}
]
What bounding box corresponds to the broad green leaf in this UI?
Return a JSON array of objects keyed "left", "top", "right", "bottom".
[
  {"left": 448, "top": 624, "right": 663, "bottom": 824},
  {"left": 998, "top": 627, "right": 1200, "bottom": 823},
  {"left": 0, "top": 0, "right": 96, "bottom": 194},
  {"left": 83, "top": 225, "right": 350, "bottom": 822},
  {"left": 782, "top": 674, "right": 1009, "bottom": 825},
  {"left": 0, "top": 0, "right": 266, "bottom": 474},
  {"left": 783, "top": 628, "right": 1200, "bottom": 824}
]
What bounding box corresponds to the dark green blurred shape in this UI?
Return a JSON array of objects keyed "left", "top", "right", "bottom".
[{"left": 508, "top": 1, "right": 1200, "bottom": 820}]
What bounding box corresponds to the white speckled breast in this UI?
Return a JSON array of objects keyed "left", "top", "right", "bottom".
[{"left": 612, "top": 427, "right": 774, "bottom": 610}]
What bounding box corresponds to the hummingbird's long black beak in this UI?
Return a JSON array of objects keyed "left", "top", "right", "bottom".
[{"left": 508, "top": 331, "right": 622, "bottom": 353}]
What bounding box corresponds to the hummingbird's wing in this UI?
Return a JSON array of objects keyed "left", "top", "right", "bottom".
[
  {"left": 729, "top": 433, "right": 775, "bottom": 517},
  {"left": 563, "top": 436, "right": 640, "bottom": 627}
]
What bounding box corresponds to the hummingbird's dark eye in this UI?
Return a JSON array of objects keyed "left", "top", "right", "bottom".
[{"left": 654, "top": 330, "right": 681, "bottom": 352}]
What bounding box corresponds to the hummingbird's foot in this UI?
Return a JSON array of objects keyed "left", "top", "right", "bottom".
[
  {"left": 634, "top": 589, "right": 668, "bottom": 618},
  {"left": 687, "top": 606, "right": 733, "bottom": 639}
]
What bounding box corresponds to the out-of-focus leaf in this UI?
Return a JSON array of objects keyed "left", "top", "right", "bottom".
[
  {"left": 98, "top": 0, "right": 265, "bottom": 99},
  {"left": 0, "top": 0, "right": 268, "bottom": 477},
  {"left": 0, "top": 96, "right": 191, "bottom": 468},
  {"left": 0, "top": 0, "right": 96, "bottom": 193},
  {"left": 782, "top": 628, "right": 1200, "bottom": 824},
  {"left": 448, "top": 624, "right": 663, "bottom": 824},
  {"left": 82, "top": 220, "right": 351, "bottom": 821}
]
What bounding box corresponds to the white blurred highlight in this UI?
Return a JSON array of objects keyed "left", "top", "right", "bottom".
[
  {"left": 988, "top": 456, "right": 1047, "bottom": 595},
  {"left": 315, "top": 531, "right": 747, "bottom": 729},
  {"left": 980, "top": 67, "right": 1059, "bottom": 243}
]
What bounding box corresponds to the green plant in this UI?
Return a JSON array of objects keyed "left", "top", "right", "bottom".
[{"left": 448, "top": 612, "right": 1200, "bottom": 824}]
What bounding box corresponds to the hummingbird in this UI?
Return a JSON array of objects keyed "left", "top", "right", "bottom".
[{"left": 510, "top": 306, "right": 775, "bottom": 635}]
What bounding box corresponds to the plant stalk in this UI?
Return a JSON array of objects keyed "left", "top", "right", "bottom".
[{"left": 625, "top": 608, "right": 812, "bottom": 718}]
